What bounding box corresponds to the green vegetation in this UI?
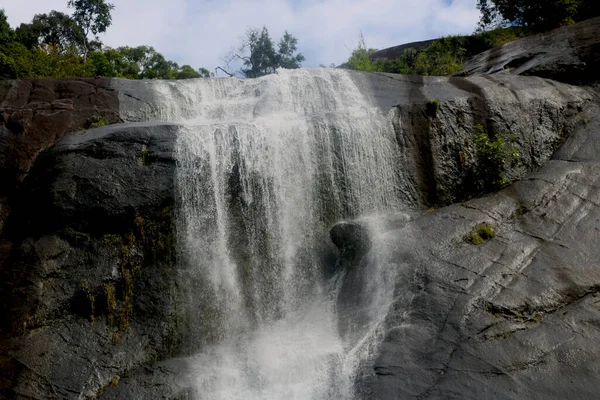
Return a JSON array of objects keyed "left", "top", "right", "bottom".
[
  {"left": 81, "top": 279, "right": 96, "bottom": 322},
  {"left": 477, "top": 0, "right": 600, "bottom": 32},
  {"left": 138, "top": 145, "right": 149, "bottom": 166},
  {"left": 345, "top": 35, "right": 466, "bottom": 75},
  {"left": 344, "top": 33, "right": 380, "bottom": 72},
  {"left": 471, "top": 125, "right": 520, "bottom": 193},
  {"left": 0, "top": 2, "right": 210, "bottom": 80},
  {"left": 95, "top": 208, "right": 176, "bottom": 344},
  {"left": 84, "top": 114, "right": 108, "bottom": 129},
  {"left": 68, "top": 0, "right": 114, "bottom": 63},
  {"left": 468, "top": 223, "right": 496, "bottom": 244},
  {"left": 226, "top": 26, "right": 305, "bottom": 78},
  {"left": 344, "top": 27, "right": 526, "bottom": 77}
]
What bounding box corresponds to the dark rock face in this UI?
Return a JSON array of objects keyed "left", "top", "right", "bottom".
[
  {"left": 0, "top": 123, "right": 182, "bottom": 399},
  {"left": 0, "top": 79, "right": 120, "bottom": 233},
  {"left": 460, "top": 17, "right": 600, "bottom": 85},
  {"left": 346, "top": 100, "right": 600, "bottom": 399},
  {"left": 330, "top": 221, "right": 372, "bottom": 261}
]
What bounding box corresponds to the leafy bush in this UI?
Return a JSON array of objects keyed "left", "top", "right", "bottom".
[
  {"left": 375, "top": 36, "right": 467, "bottom": 76},
  {"left": 345, "top": 33, "right": 379, "bottom": 72},
  {"left": 469, "top": 27, "right": 527, "bottom": 54},
  {"left": 471, "top": 125, "right": 520, "bottom": 192}
]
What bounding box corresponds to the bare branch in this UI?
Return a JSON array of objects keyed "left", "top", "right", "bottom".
[{"left": 215, "top": 67, "right": 234, "bottom": 77}]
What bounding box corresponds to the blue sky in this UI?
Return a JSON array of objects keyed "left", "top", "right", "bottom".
[{"left": 3, "top": 0, "right": 480, "bottom": 76}]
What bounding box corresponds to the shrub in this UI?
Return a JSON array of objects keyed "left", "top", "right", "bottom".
[
  {"left": 345, "top": 33, "right": 379, "bottom": 72},
  {"left": 471, "top": 125, "right": 520, "bottom": 192},
  {"left": 468, "top": 223, "right": 496, "bottom": 244},
  {"left": 344, "top": 35, "right": 467, "bottom": 76},
  {"left": 470, "top": 27, "right": 527, "bottom": 54},
  {"left": 85, "top": 114, "right": 108, "bottom": 129}
]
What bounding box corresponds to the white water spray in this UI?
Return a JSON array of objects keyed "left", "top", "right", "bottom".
[{"left": 150, "top": 69, "right": 410, "bottom": 399}]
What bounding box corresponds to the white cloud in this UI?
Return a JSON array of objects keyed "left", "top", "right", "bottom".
[{"left": 3, "top": 0, "right": 480, "bottom": 75}]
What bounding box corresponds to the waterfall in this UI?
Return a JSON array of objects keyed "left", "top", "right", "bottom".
[{"left": 153, "top": 69, "right": 409, "bottom": 399}]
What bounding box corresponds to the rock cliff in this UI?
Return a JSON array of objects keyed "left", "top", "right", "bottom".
[{"left": 0, "top": 18, "right": 599, "bottom": 400}]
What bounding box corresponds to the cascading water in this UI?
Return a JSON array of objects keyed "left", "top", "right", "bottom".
[{"left": 151, "top": 69, "right": 412, "bottom": 399}]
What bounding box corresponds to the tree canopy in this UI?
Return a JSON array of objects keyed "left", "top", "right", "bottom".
[
  {"left": 16, "top": 11, "right": 84, "bottom": 50},
  {"left": 237, "top": 27, "right": 305, "bottom": 78},
  {"left": 0, "top": 4, "right": 210, "bottom": 80},
  {"left": 477, "top": 0, "right": 600, "bottom": 31}
]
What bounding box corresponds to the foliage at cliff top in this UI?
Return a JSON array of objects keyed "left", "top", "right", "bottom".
[
  {"left": 477, "top": 0, "right": 600, "bottom": 32},
  {"left": 0, "top": 1, "right": 210, "bottom": 80},
  {"left": 344, "top": 1, "right": 600, "bottom": 77},
  {"left": 223, "top": 26, "right": 305, "bottom": 78},
  {"left": 344, "top": 27, "right": 526, "bottom": 76}
]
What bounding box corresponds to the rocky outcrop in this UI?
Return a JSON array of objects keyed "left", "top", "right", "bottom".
[
  {"left": 355, "top": 72, "right": 592, "bottom": 206},
  {"left": 0, "top": 79, "right": 120, "bottom": 233},
  {"left": 343, "top": 98, "right": 600, "bottom": 399},
  {"left": 0, "top": 123, "right": 182, "bottom": 399},
  {"left": 460, "top": 16, "right": 600, "bottom": 84}
]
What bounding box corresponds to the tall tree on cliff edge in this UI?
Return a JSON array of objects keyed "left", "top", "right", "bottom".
[
  {"left": 67, "top": 0, "right": 114, "bottom": 65},
  {"left": 477, "top": 0, "right": 600, "bottom": 32},
  {"left": 237, "top": 27, "right": 305, "bottom": 78},
  {"left": 15, "top": 11, "right": 84, "bottom": 51},
  {"left": 0, "top": 9, "right": 16, "bottom": 78}
]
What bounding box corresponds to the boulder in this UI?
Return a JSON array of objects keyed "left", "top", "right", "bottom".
[{"left": 330, "top": 221, "right": 372, "bottom": 261}]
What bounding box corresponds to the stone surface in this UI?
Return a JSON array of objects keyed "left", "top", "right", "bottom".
[
  {"left": 353, "top": 72, "right": 593, "bottom": 206},
  {"left": 344, "top": 100, "right": 600, "bottom": 399},
  {"left": 330, "top": 221, "right": 372, "bottom": 261},
  {"left": 459, "top": 17, "right": 600, "bottom": 84},
  {"left": 0, "top": 123, "right": 182, "bottom": 399}
]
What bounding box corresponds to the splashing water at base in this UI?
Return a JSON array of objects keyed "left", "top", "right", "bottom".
[
  {"left": 164, "top": 69, "right": 410, "bottom": 399},
  {"left": 188, "top": 300, "right": 350, "bottom": 400}
]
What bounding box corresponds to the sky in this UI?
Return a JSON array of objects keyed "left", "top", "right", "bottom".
[{"left": 2, "top": 0, "right": 480, "bottom": 76}]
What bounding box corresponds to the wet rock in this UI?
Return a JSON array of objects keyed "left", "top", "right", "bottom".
[
  {"left": 330, "top": 221, "right": 372, "bottom": 261},
  {"left": 0, "top": 123, "right": 182, "bottom": 399},
  {"left": 346, "top": 101, "right": 600, "bottom": 399}
]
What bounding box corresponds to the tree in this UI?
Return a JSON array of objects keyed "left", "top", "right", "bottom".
[
  {"left": 276, "top": 31, "right": 305, "bottom": 69},
  {"left": 87, "top": 46, "right": 211, "bottom": 80},
  {"left": 237, "top": 26, "right": 304, "bottom": 78},
  {"left": 174, "top": 65, "right": 211, "bottom": 79},
  {"left": 15, "top": 11, "right": 84, "bottom": 51},
  {"left": 67, "top": 0, "right": 114, "bottom": 62},
  {"left": 345, "top": 32, "right": 379, "bottom": 72},
  {"left": 477, "top": 0, "right": 600, "bottom": 32},
  {"left": 0, "top": 9, "right": 14, "bottom": 45}
]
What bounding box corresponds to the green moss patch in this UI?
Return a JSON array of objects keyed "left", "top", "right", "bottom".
[
  {"left": 468, "top": 223, "right": 496, "bottom": 245},
  {"left": 84, "top": 114, "right": 109, "bottom": 129}
]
